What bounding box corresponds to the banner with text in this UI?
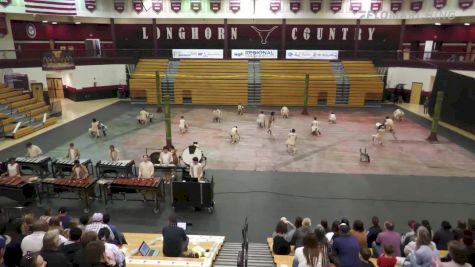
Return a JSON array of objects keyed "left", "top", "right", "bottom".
[
  {"left": 172, "top": 49, "right": 223, "bottom": 59},
  {"left": 286, "top": 50, "right": 339, "bottom": 60},
  {"left": 232, "top": 49, "right": 278, "bottom": 59}
]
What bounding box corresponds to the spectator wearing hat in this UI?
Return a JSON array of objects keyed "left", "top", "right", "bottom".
[
  {"left": 85, "top": 213, "right": 115, "bottom": 241},
  {"left": 434, "top": 221, "right": 456, "bottom": 250},
  {"left": 373, "top": 221, "right": 401, "bottom": 257},
  {"left": 331, "top": 223, "right": 360, "bottom": 267}
]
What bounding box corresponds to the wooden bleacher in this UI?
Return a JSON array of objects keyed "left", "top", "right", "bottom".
[
  {"left": 260, "top": 60, "right": 337, "bottom": 106},
  {"left": 123, "top": 233, "right": 224, "bottom": 267},
  {"left": 342, "top": 61, "right": 384, "bottom": 107},
  {"left": 129, "top": 59, "right": 170, "bottom": 99},
  {"left": 173, "top": 60, "right": 248, "bottom": 105}
]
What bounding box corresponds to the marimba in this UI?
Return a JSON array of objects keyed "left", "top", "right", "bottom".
[
  {"left": 95, "top": 160, "right": 135, "bottom": 178},
  {"left": 15, "top": 156, "right": 51, "bottom": 178},
  {"left": 52, "top": 158, "right": 93, "bottom": 178},
  {"left": 0, "top": 176, "right": 41, "bottom": 205},
  {"left": 41, "top": 177, "right": 97, "bottom": 212},
  {"left": 100, "top": 178, "right": 163, "bottom": 213}
]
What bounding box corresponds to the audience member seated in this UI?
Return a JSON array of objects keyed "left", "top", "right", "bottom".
[
  {"left": 0, "top": 238, "right": 5, "bottom": 267},
  {"left": 20, "top": 214, "right": 36, "bottom": 236},
  {"left": 331, "top": 223, "right": 360, "bottom": 267},
  {"left": 273, "top": 218, "right": 295, "bottom": 255},
  {"left": 38, "top": 209, "right": 52, "bottom": 225},
  {"left": 436, "top": 240, "right": 473, "bottom": 267},
  {"left": 78, "top": 214, "right": 90, "bottom": 232},
  {"left": 359, "top": 247, "right": 375, "bottom": 267},
  {"left": 377, "top": 244, "right": 397, "bottom": 267},
  {"left": 58, "top": 207, "right": 72, "bottom": 229},
  {"left": 326, "top": 220, "right": 340, "bottom": 243},
  {"left": 402, "top": 220, "right": 418, "bottom": 248},
  {"left": 40, "top": 230, "right": 71, "bottom": 267},
  {"left": 102, "top": 214, "right": 124, "bottom": 245},
  {"left": 434, "top": 221, "right": 456, "bottom": 250},
  {"left": 84, "top": 241, "right": 116, "bottom": 267},
  {"left": 97, "top": 228, "right": 124, "bottom": 267},
  {"left": 20, "top": 252, "right": 47, "bottom": 267},
  {"left": 464, "top": 230, "right": 475, "bottom": 266},
  {"left": 72, "top": 231, "right": 98, "bottom": 267},
  {"left": 409, "top": 226, "right": 439, "bottom": 267},
  {"left": 293, "top": 233, "right": 323, "bottom": 267},
  {"left": 4, "top": 221, "right": 25, "bottom": 267},
  {"left": 314, "top": 225, "right": 330, "bottom": 266},
  {"left": 404, "top": 225, "right": 437, "bottom": 257},
  {"left": 320, "top": 220, "right": 329, "bottom": 233},
  {"left": 162, "top": 214, "right": 189, "bottom": 257},
  {"left": 367, "top": 216, "right": 382, "bottom": 248},
  {"left": 373, "top": 221, "right": 401, "bottom": 257},
  {"left": 85, "top": 214, "right": 115, "bottom": 241},
  {"left": 350, "top": 220, "right": 368, "bottom": 249},
  {"left": 60, "top": 227, "right": 82, "bottom": 264},
  {"left": 292, "top": 218, "right": 313, "bottom": 248},
  {"left": 48, "top": 216, "right": 67, "bottom": 243},
  {"left": 21, "top": 220, "right": 49, "bottom": 256},
  {"left": 422, "top": 220, "right": 433, "bottom": 238}
]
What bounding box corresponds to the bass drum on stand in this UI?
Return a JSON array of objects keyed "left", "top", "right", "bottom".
[{"left": 180, "top": 145, "right": 206, "bottom": 167}]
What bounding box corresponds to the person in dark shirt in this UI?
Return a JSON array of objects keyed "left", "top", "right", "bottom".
[
  {"left": 40, "top": 230, "right": 71, "bottom": 267},
  {"left": 60, "top": 227, "right": 82, "bottom": 264},
  {"left": 434, "top": 221, "right": 455, "bottom": 250},
  {"left": 58, "top": 207, "right": 71, "bottom": 229},
  {"left": 72, "top": 231, "right": 98, "bottom": 267},
  {"left": 367, "top": 216, "right": 382, "bottom": 248},
  {"left": 273, "top": 221, "right": 292, "bottom": 255},
  {"left": 332, "top": 223, "right": 360, "bottom": 267},
  {"left": 162, "top": 214, "right": 188, "bottom": 257}
]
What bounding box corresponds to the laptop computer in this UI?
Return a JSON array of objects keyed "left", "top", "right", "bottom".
[
  {"left": 138, "top": 241, "right": 159, "bottom": 257},
  {"left": 177, "top": 222, "right": 187, "bottom": 231}
]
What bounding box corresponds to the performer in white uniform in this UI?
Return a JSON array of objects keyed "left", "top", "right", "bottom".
[
  {"left": 230, "top": 126, "right": 240, "bottom": 143},
  {"left": 384, "top": 116, "right": 397, "bottom": 140},
  {"left": 138, "top": 155, "right": 154, "bottom": 178},
  {"left": 179, "top": 116, "right": 188, "bottom": 134},
  {"left": 237, "top": 104, "right": 245, "bottom": 115},
  {"left": 66, "top": 143, "right": 80, "bottom": 160},
  {"left": 159, "top": 147, "right": 174, "bottom": 184},
  {"left": 109, "top": 145, "right": 120, "bottom": 161},
  {"left": 213, "top": 109, "right": 222, "bottom": 123},
  {"left": 26, "top": 142, "right": 43, "bottom": 158},
  {"left": 189, "top": 157, "right": 204, "bottom": 181},
  {"left": 286, "top": 129, "right": 298, "bottom": 155},
  {"left": 267, "top": 112, "right": 275, "bottom": 135},
  {"left": 138, "top": 108, "right": 151, "bottom": 125},
  {"left": 3, "top": 158, "right": 20, "bottom": 177},
  {"left": 393, "top": 109, "right": 405, "bottom": 121},
  {"left": 281, "top": 106, "right": 289, "bottom": 118},
  {"left": 328, "top": 112, "right": 337, "bottom": 124},
  {"left": 372, "top": 124, "right": 386, "bottom": 146},
  {"left": 257, "top": 111, "right": 266, "bottom": 128},
  {"left": 89, "top": 118, "right": 100, "bottom": 137},
  {"left": 311, "top": 117, "right": 321, "bottom": 136}
]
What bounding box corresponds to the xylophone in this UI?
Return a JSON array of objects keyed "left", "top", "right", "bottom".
[
  {"left": 96, "top": 160, "right": 135, "bottom": 178},
  {"left": 15, "top": 156, "right": 51, "bottom": 178},
  {"left": 52, "top": 158, "right": 93, "bottom": 178},
  {"left": 42, "top": 177, "right": 97, "bottom": 212},
  {"left": 0, "top": 176, "right": 40, "bottom": 205}
]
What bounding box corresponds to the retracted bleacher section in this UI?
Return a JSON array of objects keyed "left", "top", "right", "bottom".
[
  {"left": 342, "top": 61, "right": 384, "bottom": 107},
  {"left": 260, "top": 60, "right": 337, "bottom": 106},
  {"left": 174, "top": 60, "right": 248, "bottom": 105},
  {"left": 129, "top": 59, "right": 170, "bottom": 100}
]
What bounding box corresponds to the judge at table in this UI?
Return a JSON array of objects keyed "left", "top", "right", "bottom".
[{"left": 162, "top": 214, "right": 188, "bottom": 257}]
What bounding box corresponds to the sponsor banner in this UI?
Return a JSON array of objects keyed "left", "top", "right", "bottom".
[
  {"left": 410, "top": 0, "right": 423, "bottom": 12},
  {"left": 0, "top": 0, "right": 11, "bottom": 7},
  {"left": 459, "top": 0, "right": 473, "bottom": 9},
  {"left": 152, "top": 0, "right": 163, "bottom": 12},
  {"left": 290, "top": 0, "right": 300, "bottom": 12},
  {"left": 0, "top": 13, "right": 7, "bottom": 36},
  {"left": 286, "top": 50, "right": 339, "bottom": 60},
  {"left": 270, "top": 0, "right": 281, "bottom": 12},
  {"left": 371, "top": 0, "right": 382, "bottom": 11},
  {"left": 85, "top": 0, "right": 96, "bottom": 11},
  {"left": 210, "top": 0, "right": 221, "bottom": 12},
  {"left": 42, "top": 51, "right": 75, "bottom": 70},
  {"left": 191, "top": 0, "right": 201, "bottom": 11},
  {"left": 350, "top": 0, "right": 362, "bottom": 12},
  {"left": 330, "top": 0, "right": 342, "bottom": 12},
  {"left": 229, "top": 0, "right": 240, "bottom": 12},
  {"left": 171, "top": 0, "right": 181, "bottom": 12},
  {"left": 114, "top": 0, "right": 125, "bottom": 12},
  {"left": 172, "top": 49, "right": 223, "bottom": 59},
  {"left": 231, "top": 49, "right": 278, "bottom": 59},
  {"left": 391, "top": 0, "right": 403, "bottom": 12},
  {"left": 132, "top": 0, "right": 143, "bottom": 13},
  {"left": 309, "top": 0, "right": 322, "bottom": 13},
  {"left": 434, "top": 0, "right": 446, "bottom": 9}
]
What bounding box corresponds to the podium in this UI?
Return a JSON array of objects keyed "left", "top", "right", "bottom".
[{"left": 171, "top": 177, "right": 214, "bottom": 213}]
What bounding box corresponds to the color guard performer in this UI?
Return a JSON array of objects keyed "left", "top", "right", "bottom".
[
  {"left": 66, "top": 143, "right": 80, "bottom": 160},
  {"left": 311, "top": 117, "right": 321, "bottom": 136},
  {"left": 286, "top": 129, "right": 298, "bottom": 155},
  {"left": 138, "top": 155, "right": 155, "bottom": 179},
  {"left": 138, "top": 108, "right": 151, "bottom": 125},
  {"left": 281, "top": 106, "right": 289, "bottom": 118},
  {"left": 89, "top": 118, "right": 100, "bottom": 137},
  {"left": 109, "top": 145, "right": 120, "bottom": 161},
  {"left": 384, "top": 116, "right": 397, "bottom": 140},
  {"left": 189, "top": 157, "right": 204, "bottom": 182},
  {"left": 372, "top": 123, "right": 386, "bottom": 146},
  {"left": 267, "top": 112, "right": 275, "bottom": 135},
  {"left": 2, "top": 158, "right": 20, "bottom": 177},
  {"left": 213, "top": 109, "right": 222, "bottom": 123},
  {"left": 179, "top": 116, "right": 188, "bottom": 134},
  {"left": 257, "top": 111, "right": 266, "bottom": 128},
  {"left": 237, "top": 104, "right": 245, "bottom": 115},
  {"left": 71, "top": 160, "right": 89, "bottom": 179},
  {"left": 230, "top": 126, "right": 240, "bottom": 144},
  {"left": 328, "top": 112, "right": 337, "bottom": 124},
  {"left": 25, "top": 142, "right": 43, "bottom": 158},
  {"left": 393, "top": 109, "right": 405, "bottom": 121}
]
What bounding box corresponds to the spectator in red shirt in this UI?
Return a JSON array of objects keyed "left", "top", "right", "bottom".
[{"left": 377, "top": 244, "right": 397, "bottom": 267}]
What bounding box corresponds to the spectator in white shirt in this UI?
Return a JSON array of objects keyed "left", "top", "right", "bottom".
[
  {"left": 21, "top": 220, "right": 49, "bottom": 255},
  {"left": 138, "top": 155, "right": 155, "bottom": 179},
  {"left": 189, "top": 157, "right": 203, "bottom": 181},
  {"left": 4, "top": 158, "right": 20, "bottom": 177},
  {"left": 85, "top": 213, "right": 115, "bottom": 241},
  {"left": 159, "top": 147, "right": 173, "bottom": 166},
  {"left": 257, "top": 111, "right": 266, "bottom": 128},
  {"left": 26, "top": 142, "right": 43, "bottom": 158},
  {"left": 98, "top": 228, "right": 124, "bottom": 267}
]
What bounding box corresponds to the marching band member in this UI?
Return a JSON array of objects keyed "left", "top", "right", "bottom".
[
  {"left": 66, "top": 143, "right": 80, "bottom": 160},
  {"left": 311, "top": 117, "right": 321, "bottom": 136},
  {"left": 393, "top": 109, "right": 405, "bottom": 121},
  {"left": 170, "top": 145, "right": 179, "bottom": 165},
  {"left": 286, "top": 129, "right": 298, "bottom": 155},
  {"left": 257, "top": 111, "right": 266, "bottom": 128},
  {"left": 138, "top": 155, "right": 155, "bottom": 179},
  {"left": 71, "top": 160, "right": 89, "bottom": 179},
  {"left": 26, "top": 142, "right": 43, "bottom": 158},
  {"left": 189, "top": 157, "right": 204, "bottom": 182},
  {"left": 281, "top": 106, "right": 290, "bottom": 118},
  {"left": 138, "top": 108, "right": 151, "bottom": 125},
  {"left": 328, "top": 112, "right": 337, "bottom": 124},
  {"left": 109, "top": 145, "right": 120, "bottom": 161},
  {"left": 159, "top": 147, "right": 173, "bottom": 166},
  {"left": 179, "top": 116, "right": 188, "bottom": 134},
  {"left": 89, "top": 118, "right": 100, "bottom": 137},
  {"left": 237, "top": 104, "right": 245, "bottom": 115},
  {"left": 213, "top": 109, "right": 222, "bottom": 123},
  {"left": 372, "top": 123, "right": 386, "bottom": 146},
  {"left": 230, "top": 126, "right": 240, "bottom": 144},
  {"left": 3, "top": 158, "right": 20, "bottom": 177},
  {"left": 267, "top": 112, "right": 275, "bottom": 135}
]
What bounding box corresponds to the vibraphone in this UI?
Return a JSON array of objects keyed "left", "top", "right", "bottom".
[
  {"left": 42, "top": 177, "right": 97, "bottom": 212},
  {"left": 15, "top": 156, "right": 51, "bottom": 178},
  {"left": 0, "top": 176, "right": 41, "bottom": 204},
  {"left": 101, "top": 178, "right": 163, "bottom": 213},
  {"left": 52, "top": 158, "right": 93, "bottom": 177},
  {"left": 96, "top": 160, "right": 136, "bottom": 178}
]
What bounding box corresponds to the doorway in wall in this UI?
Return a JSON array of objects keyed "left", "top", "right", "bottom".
[
  {"left": 410, "top": 82, "right": 423, "bottom": 105},
  {"left": 46, "top": 77, "right": 64, "bottom": 99}
]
